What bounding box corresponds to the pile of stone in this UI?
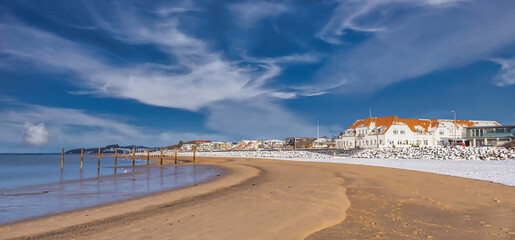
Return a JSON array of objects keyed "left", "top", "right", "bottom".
[
  {"left": 352, "top": 146, "right": 515, "bottom": 160},
  {"left": 152, "top": 150, "right": 332, "bottom": 159}
]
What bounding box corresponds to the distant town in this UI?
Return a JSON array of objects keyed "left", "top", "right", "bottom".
[{"left": 68, "top": 115, "right": 514, "bottom": 154}]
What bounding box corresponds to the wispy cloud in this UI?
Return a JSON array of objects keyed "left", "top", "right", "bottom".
[
  {"left": 227, "top": 1, "right": 291, "bottom": 29},
  {"left": 0, "top": 94, "right": 16, "bottom": 102},
  {"left": 0, "top": 1, "right": 321, "bottom": 145},
  {"left": 206, "top": 99, "right": 315, "bottom": 139},
  {"left": 319, "top": 0, "right": 469, "bottom": 44},
  {"left": 318, "top": 0, "right": 386, "bottom": 44},
  {"left": 0, "top": 7, "right": 307, "bottom": 111},
  {"left": 316, "top": 0, "right": 515, "bottom": 92},
  {"left": 491, "top": 58, "right": 515, "bottom": 87}
]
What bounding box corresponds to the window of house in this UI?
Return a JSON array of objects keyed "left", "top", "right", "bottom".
[
  {"left": 393, "top": 130, "right": 398, "bottom": 134},
  {"left": 380, "top": 140, "right": 383, "bottom": 145},
  {"left": 366, "top": 140, "right": 369, "bottom": 145},
  {"left": 424, "top": 140, "right": 428, "bottom": 145},
  {"left": 439, "top": 131, "right": 444, "bottom": 135},
  {"left": 400, "top": 130, "right": 405, "bottom": 134}
]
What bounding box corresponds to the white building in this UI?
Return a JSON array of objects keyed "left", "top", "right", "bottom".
[
  {"left": 197, "top": 142, "right": 233, "bottom": 151},
  {"left": 262, "top": 139, "right": 285, "bottom": 150},
  {"left": 312, "top": 137, "right": 335, "bottom": 149},
  {"left": 198, "top": 142, "right": 214, "bottom": 151},
  {"left": 180, "top": 143, "right": 197, "bottom": 151},
  {"left": 335, "top": 116, "right": 499, "bottom": 149},
  {"left": 212, "top": 142, "right": 234, "bottom": 151}
]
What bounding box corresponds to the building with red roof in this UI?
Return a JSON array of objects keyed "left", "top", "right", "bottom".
[{"left": 336, "top": 116, "right": 499, "bottom": 149}]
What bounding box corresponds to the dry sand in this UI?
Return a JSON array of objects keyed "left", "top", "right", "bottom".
[{"left": 1, "top": 156, "right": 515, "bottom": 239}]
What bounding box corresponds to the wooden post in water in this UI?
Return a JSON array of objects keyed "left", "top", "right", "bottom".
[
  {"left": 80, "top": 148, "right": 84, "bottom": 169},
  {"left": 193, "top": 146, "right": 196, "bottom": 163},
  {"left": 147, "top": 147, "right": 150, "bottom": 165},
  {"left": 97, "top": 148, "right": 101, "bottom": 169},
  {"left": 132, "top": 146, "right": 136, "bottom": 166},
  {"left": 174, "top": 147, "right": 178, "bottom": 164},
  {"left": 160, "top": 147, "right": 163, "bottom": 165},
  {"left": 114, "top": 148, "right": 118, "bottom": 168},
  {"left": 60, "top": 148, "right": 64, "bottom": 170}
]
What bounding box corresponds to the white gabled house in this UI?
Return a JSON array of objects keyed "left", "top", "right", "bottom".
[{"left": 335, "top": 116, "right": 499, "bottom": 149}]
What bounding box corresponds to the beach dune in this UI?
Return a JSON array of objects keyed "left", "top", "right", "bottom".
[{"left": 1, "top": 157, "right": 515, "bottom": 239}]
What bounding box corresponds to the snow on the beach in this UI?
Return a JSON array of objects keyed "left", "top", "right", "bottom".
[
  {"left": 163, "top": 148, "right": 515, "bottom": 187},
  {"left": 280, "top": 157, "right": 515, "bottom": 187},
  {"left": 161, "top": 150, "right": 332, "bottom": 159},
  {"left": 353, "top": 146, "right": 515, "bottom": 160}
]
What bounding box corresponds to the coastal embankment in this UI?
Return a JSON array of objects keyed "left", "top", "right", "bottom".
[{"left": 2, "top": 156, "right": 515, "bottom": 239}]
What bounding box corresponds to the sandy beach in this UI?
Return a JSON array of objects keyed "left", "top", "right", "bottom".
[{"left": 2, "top": 156, "right": 515, "bottom": 239}]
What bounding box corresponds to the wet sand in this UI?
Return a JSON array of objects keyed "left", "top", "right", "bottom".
[
  {"left": 1, "top": 156, "right": 515, "bottom": 239},
  {"left": 0, "top": 164, "right": 221, "bottom": 225}
]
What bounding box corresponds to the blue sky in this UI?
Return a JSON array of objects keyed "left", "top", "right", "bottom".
[{"left": 0, "top": 0, "right": 514, "bottom": 152}]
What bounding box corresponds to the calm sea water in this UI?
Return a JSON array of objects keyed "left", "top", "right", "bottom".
[
  {"left": 0, "top": 154, "right": 148, "bottom": 189},
  {"left": 0, "top": 154, "right": 223, "bottom": 225}
]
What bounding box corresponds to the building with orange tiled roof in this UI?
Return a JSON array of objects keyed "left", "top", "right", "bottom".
[
  {"left": 232, "top": 140, "right": 262, "bottom": 150},
  {"left": 335, "top": 116, "right": 499, "bottom": 149}
]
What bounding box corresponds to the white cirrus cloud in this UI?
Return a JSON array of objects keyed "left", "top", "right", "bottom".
[
  {"left": 227, "top": 1, "right": 291, "bottom": 29},
  {"left": 0, "top": 3, "right": 318, "bottom": 111},
  {"left": 0, "top": 1, "right": 328, "bottom": 140},
  {"left": 316, "top": 0, "right": 515, "bottom": 92},
  {"left": 318, "top": 0, "right": 469, "bottom": 44},
  {"left": 206, "top": 99, "right": 316, "bottom": 139},
  {"left": 491, "top": 58, "right": 515, "bottom": 87},
  {"left": 0, "top": 20, "right": 277, "bottom": 111}
]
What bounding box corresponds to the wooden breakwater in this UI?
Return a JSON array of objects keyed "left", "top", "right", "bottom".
[{"left": 59, "top": 145, "right": 197, "bottom": 171}]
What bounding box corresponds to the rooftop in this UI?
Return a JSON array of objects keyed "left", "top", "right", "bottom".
[{"left": 348, "top": 116, "right": 499, "bottom": 133}]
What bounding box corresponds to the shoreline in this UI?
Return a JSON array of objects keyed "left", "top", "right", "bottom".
[
  {"left": 2, "top": 157, "right": 514, "bottom": 239},
  {"left": 0, "top": 158, "right": 261, "bottom": 239},
  {"left": 0, "top": 157, "right": 223, "bottom": 226}
]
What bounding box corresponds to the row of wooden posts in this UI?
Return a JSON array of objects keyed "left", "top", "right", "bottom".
[{"left": 60, "top": 147, "right": 197, "bottom": 170}]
